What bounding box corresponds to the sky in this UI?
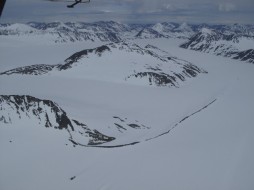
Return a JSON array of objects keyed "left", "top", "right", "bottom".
[{"left": 1, "top": 0, "right": 254, "bottom": 24}]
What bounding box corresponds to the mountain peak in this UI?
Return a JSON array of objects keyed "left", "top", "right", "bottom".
[
  {"left": 152, "top": 23, "right": 164, "bottom": 32},
  {"left": 174, "top": 22, "right": 193, "bottom": 32},
  {"left": 201, "top": 28, "right": 214, "bottom": 35}
]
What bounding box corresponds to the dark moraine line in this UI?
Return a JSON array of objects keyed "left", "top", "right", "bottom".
[
  {"left": 72, "top": 140, "right": 140, "bottom": 148},
  {"left": 146, "top": 99, "right": 217, "bottom": 141}
]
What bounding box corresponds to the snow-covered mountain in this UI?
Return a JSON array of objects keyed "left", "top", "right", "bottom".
[
  {"left": 0, "top": 42, "right": 206, "bottom": 87},
  {"left": 208, "top": 23, "right": 254, "bottom": 36},
  {"left": 0, "top": 22, "right": 128, "bottom": 43},
  {"left": 0, "top": 95, "right": 155, "bottom": 147},
  {"left": 0, "top": 95, "right": 116, "bottom": 146},
  {"left": 135, "top": 27, "right": 166, "bottom": 39},
  {"left": 1, "top": 21, "right": 253, "bottom": 45},
  {"left": 0, "top": 21, "right": 168, "bottom": 43},
  {"left": 180, "top": 28, "right": 254, "bottom": 63},
  {"left": 136, "top": 22, "right": 194, "bottom": 39}
]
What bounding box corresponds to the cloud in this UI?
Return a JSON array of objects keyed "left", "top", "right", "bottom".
[
  {"left": 218, "top": 3, "right": 236, "bottom": 12},
  {"left": 1, "top": 0, "right": 254, "bottom": 24}
]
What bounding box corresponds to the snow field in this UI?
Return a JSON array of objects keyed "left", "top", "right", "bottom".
[{"left": 0, "top": 38, "right": 254, "bottom": 190}]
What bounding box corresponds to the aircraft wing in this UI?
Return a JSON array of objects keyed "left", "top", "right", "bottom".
[{"left": 0, "top": 0, "right": 6, "bottom": 17}]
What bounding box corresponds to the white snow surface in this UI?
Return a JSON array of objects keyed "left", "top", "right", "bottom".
[
  {"left": 176, "top": 22, "right": 193, "bottom": 32},
  {"left": 0, "top": 37, "right": 254, "bottom": 190},
  {"left": 152, "top": 23, "right": 164, "bottom": 33},
  {"left": 201, "top": 28, "right": 214, "bottom": 35}
]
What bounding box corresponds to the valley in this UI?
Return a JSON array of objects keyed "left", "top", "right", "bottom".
[{"left": 0, "top": 21, "right": 254, "bottom": 190}]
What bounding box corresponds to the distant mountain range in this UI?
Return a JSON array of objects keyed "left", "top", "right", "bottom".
[
  {"left": 1, "top": 21, "right": 253, "bottom": 42},
  {"left": 180, "top": 28, "right": 254, "bottom": 63},
  {"left": 1, "top": 21, "right": 253, "bottom": 63}
]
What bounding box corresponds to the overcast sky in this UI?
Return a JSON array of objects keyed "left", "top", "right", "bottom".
[{"left": 1, "top": 0, "right": 254, "bottom": 24}]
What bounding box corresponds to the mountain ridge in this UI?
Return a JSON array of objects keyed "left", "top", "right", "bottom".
[
  {"left": 1, "top": 21, "right": 253, "bottom": 43},
  {"left": 0, "top": 95, "right": 116, "bottom": 146},
  {"left": 0, "top": 42, "right": 207, "bottom": 87},
  {"left": 180, "top": 28, "right": 254, "bottom": 63}
]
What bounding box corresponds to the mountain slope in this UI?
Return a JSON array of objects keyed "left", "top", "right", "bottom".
[
  {"left": 180, "top": 28, "right": 254, "bottom": 63},
  {"left": 0, "top": 95, "right": 115, "bottom": 146},
  {"left": 1, "top": 94, "right": 164, "bottom": 147},
  {"left": 0, "top": 42, "right": 207, "bottom": 87},
  {"left": 136, "top": 22, "right": 194, "bottom": 39}
]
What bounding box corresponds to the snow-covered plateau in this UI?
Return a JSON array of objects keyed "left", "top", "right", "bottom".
[{"left": 0, "top": 22, "right": 254, "bottom": 190}]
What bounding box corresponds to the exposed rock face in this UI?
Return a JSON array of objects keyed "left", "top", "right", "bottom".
[
  {"left": 180, "top": 28, "right": 254, "bottom": 63},
  {"left": 0, "top": 45, "right": 112, "bottom": 75},
  {"left": 232, "top": 49, "right": 254, "bottom": 63},
  {"left": 0, "top": 95, "right": 115, "bottom": 146},
  {"left": 0, "top": 64, "right": 59, "bottom": 76}
]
